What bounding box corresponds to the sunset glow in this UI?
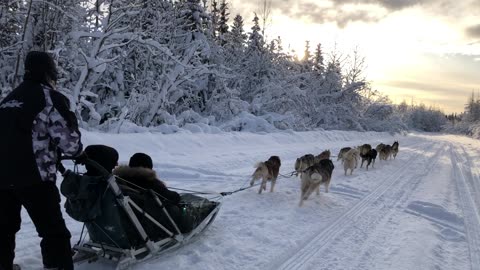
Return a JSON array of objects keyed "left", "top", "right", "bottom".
[{"left": 231, "top": 0, "right": 480, "bottom": 113}]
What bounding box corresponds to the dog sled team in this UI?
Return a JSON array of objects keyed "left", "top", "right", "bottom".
[{"left": 250, "top": 141, "right": 399, "bottom": 207}]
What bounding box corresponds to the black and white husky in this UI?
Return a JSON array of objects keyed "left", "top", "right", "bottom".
[
  {"left": 360, "top": 149, "right": 377, "bottom": 170},
  {"left": 299, "top": 159, "right": 334, "bottom": 207}
]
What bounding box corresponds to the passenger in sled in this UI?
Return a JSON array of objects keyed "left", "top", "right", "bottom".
[
  {"left": 63, "top": 144, "right": 221, "bottom": 265},
  {"left": 113, "top": 152, "right": 181, "bottom": 205}
]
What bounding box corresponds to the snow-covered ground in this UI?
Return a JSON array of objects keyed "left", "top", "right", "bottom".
[{"left": 13, "top": 130, "right": 480, "bottom": 270}]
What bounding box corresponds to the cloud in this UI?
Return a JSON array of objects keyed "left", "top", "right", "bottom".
[
  {"left": 332, "top": 0, "right": 431, "bottom": 11},
  {"left": 283, "top": 2, "right": 384, "bottom": 28},
  {"left": 231, "top": 0, "right": 479, "bottom": 28},
  {"left": 247, "top": 1, "right": 386, "bottom": 28},
  {"left": 466, "top": 24, "right": 480, "bottom": 39}
]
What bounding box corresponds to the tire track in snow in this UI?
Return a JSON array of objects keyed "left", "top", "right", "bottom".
[
  {"left": 450, "top": 145, "right": 480, "bottom": 270},
  {"left": 269, "top": 141, "right": 444, "bottom": 270},
  {"left": 343, "top": 142, "right": 451, "bottom": 270}
]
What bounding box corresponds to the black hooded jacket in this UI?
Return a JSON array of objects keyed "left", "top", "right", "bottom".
[{"left": 0, "top": 53, "right": 82, "bottom": 189}]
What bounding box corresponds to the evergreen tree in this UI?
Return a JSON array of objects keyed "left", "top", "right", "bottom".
[
  {"left": 210, "top": 0, "right": 219, "bottom": 38},
  {"left": 324, "top": 57, "right": 342, "bottom": 93},
  {"left": 313, "top": 43, "right": 324, "bottom": 75},
  {"left": 303, "top": 41, "right": 311, "bottom": 62},
  {"left": 247, "top": 13, "right": 263, "bottom": 52},
  {"left": 229, "top": 14, "right": 247, "bottom": 47},
  {"left": 217, "top": 0, "right": 229, "bottom": 45}
]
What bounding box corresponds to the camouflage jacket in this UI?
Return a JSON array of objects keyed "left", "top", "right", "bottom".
[{"left": 0, "top": 80, "right": 82, "bottom": 188}]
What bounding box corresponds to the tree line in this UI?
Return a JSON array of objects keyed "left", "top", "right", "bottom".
[{"left": 0, "top": 0, "right": 447, "bottom": 133}]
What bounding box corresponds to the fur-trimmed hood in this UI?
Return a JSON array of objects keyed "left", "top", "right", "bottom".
[
  {"left": 113, "top": 165, "right": 158, "bottom": 183},
  {"left": 112, "top": 165, "right": 180, "bottom": 204}
]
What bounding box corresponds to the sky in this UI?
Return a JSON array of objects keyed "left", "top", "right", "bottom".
[{"left": 228, "top": 0, "right": 480, "bottom": 113}]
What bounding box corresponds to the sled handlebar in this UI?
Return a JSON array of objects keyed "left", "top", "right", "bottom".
[{"left": 59, "top": 156, "right": 112, "bottom": 177}]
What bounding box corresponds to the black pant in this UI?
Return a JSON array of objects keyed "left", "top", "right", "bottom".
[{"left": 0, "top": 182, "right": 73, "bottom": 270}]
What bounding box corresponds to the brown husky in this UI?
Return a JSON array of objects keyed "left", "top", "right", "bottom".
[
  {"left": 314, "top": 150, "right": 331, "bottom": 164},
  {"left": 250, "top": 156, "right": 281, "bottom": 194},
  {"left": 299, "top": 159, "right": 334, "bottom": 206}
]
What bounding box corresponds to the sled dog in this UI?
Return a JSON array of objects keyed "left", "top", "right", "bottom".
[
  {"left": 299, "top": 159, "right": 334, "bottom": 207},
  {"left": 295, "top": 154, "right": 315, "bottom": 176},
  {"left": 250, "top": 156, "right": 281, "bottom": 194},
  {"left": 392, "top": 141, "right": 399, "bottom": 159},
  {"left": 314, "top": 150, "right": 331, "bottom": 164},
  {"left": 360, "top": 149, "right": 377, "bottom": 170},
  {"left": 343, "top": 148, "right": 359, "bottom": 175},
  {"left": 358, "top": 144, "right": 372, "bottom": 155},
  {"left": 358, "top": 144, "right": 372, "bottom": 168},
  {"left": 379, "top": 145, "right": 392, "bottom": 160},
  {"left": 376, "top": 143, "right": 386, "bottom": 154},
  {"left": 337, "top": 147, "right": 351, "bottom": 163}
]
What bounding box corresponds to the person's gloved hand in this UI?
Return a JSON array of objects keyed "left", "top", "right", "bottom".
[
  {"left": 74, "top": 151, "right": 88, "bottom": 165},
  {"left": 57, "top": 161, "right": 66, "bottom": 174}
]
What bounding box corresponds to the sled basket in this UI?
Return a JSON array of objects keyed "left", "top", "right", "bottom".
[{"left": 62, "top": 159, "right": 222, "bottom": 269}]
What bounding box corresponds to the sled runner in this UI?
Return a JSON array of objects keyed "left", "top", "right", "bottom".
[{"left": 60, "top": 159, "right": 222, "bottom": 270}]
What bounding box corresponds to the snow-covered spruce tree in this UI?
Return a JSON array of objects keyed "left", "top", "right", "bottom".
[
  {"left": 222, "top": 14, "right": 246, "bottom": 90},
  {"left": 217, "top": 0, "right": 229, "bottom": 45},
  {"left": 210, "top": 0, "right": 219, "bottom": 38},
  {"left": 0, "top": 0, "right": 23, "bottom": 95},
  {"left": 313, "top": 43, "right": 324, "bottom": 76},
  {"left": 301, "top": 40, "right": 312, "bottom": 72},
  {"left": 229, "top": 14, "right": 247, "bottom": 47},
  {"left": 464, "top": 91, "right": 480, "bottom": 123},
  {"left": 241, "top": 13, "right": 272, "bottom": 103},
  {"left": 323, "top": 54, "right": 343, "bottom": 94}
]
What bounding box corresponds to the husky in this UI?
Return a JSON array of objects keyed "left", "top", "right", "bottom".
[
  {"left": 314, "top": 150, "right": 331, "bottom": 164},
  {"left": 379, "top": 145, "right": 392, "bottom": 160},
  {"left": 376, "top": 143, "right": 386, "bottom": 153},
  {"left": 343, "top": 148, "right": 359, "bottom": 175},
  {"left": 337, "top": 147, "right": 351, "bottom": 163},
  {"left": 360, "top": 149, "right": 377, "bottom": 170},
  {"left": 295, "top": 154, "right": 315, "bottom": 176},
  {"left": 358, "top": 144, "right": 372, "bottom": 155},
  {"left": 392, "top": 141, "right": 399, "bottom": 159},
  {"left": 250, "top": 156, "right": 281, "bottom": 194},
  {"left": 299, "top": 159, "right": 334, "bottom": 207},
  {"left": 358, "top": 144, "right": 372, "bottom": 168}
]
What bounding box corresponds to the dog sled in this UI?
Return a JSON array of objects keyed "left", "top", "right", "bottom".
[{"left": 60, "top": 159, "right": 222, "bottom": 270}]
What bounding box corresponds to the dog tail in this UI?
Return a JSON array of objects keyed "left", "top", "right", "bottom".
[
  {"left": 311, "top": 173, "right": 323, "bottom": 182},
  {"left": 254, "top": 162, "right": 264, "bottom": 169},
  {"left": 252, "top": 162, "right": 266, "bottom": 181},
  {"left": 253, "top": 162, "right": 266, "bottom": 175}
]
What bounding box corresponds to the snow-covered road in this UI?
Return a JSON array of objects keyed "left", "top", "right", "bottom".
[{"left": 12, "top": 131, "right": 480, "bottom": 270}]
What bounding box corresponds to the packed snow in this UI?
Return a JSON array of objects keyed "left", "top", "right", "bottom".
[{"left": 12, "top": 130, "right": 480, "bottom": 270}]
